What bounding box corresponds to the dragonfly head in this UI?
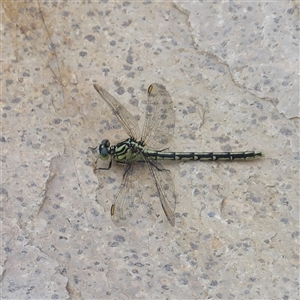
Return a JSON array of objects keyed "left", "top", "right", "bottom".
[{"left": 98, "top": 139, "right": 111, "bottom": 160}]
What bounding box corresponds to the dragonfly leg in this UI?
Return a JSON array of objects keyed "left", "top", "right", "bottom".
[
  {"left": 123, "top": 163, "right": 132, "bottom": 179},
  {"left": 156, "top": 147, "right": 170, "bottom": 152},
  {"left": 148, "top": 159, "right": 170, "bottom": 172}
]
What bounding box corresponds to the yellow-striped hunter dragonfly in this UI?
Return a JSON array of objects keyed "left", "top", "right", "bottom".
[{"left": 90, "top": 83, "right": 262, "bottom": 227}]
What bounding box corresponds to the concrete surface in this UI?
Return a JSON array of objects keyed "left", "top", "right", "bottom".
[{"left": 1, "top": 1, "right": 299, "bottom": 299}]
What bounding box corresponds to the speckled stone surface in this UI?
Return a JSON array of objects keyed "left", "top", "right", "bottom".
[{"left": 1, "top": 1, "right": 299, "bottom": 299}]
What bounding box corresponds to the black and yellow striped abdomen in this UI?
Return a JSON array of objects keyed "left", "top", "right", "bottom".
[{"left": 143, "top": 150, "right": 263, "bottom": 161}]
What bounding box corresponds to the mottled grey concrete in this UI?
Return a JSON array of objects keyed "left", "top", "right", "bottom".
[{"left": 2, "top": 1, "right": 298, "bottom": 299}]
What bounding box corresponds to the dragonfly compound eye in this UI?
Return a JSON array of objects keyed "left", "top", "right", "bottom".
[
  {"left": 100, "top": 147, "right": 109, "bottom": 160},
  {"left": 101, "top": 139, "right": 110, "bottom": 147},
  {"left": 98, "top": 139, "right": 110, "bottom": 159}
]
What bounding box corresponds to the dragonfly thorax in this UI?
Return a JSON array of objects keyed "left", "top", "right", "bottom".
[
  {"left": 98, "top": 138, "right": 145, "bottom": 162},
  {"left": 114, "top": 138, "right": 145, "bottom": 162}
]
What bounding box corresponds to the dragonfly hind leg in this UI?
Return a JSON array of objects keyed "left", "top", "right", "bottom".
[{"left": 148, "top": 159, "right": 170, "bottom": 172}]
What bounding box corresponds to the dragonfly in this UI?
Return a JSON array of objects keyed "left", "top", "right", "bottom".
[{"left": 91, "top": 83, "right": 262, "bottom": 227}]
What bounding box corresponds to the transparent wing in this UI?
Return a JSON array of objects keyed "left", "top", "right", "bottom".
[
  {"left": 94, "top": 84, "right": 140, "bottom": 140},
  {"left": 146, "top": 158, "right": 176, "bottom": 227},
  {"left": 141, "top": 83, "right": 175, "bottom": 150},
  {"left": 111, "top": 162, "right": 144, "bottom": 227}
]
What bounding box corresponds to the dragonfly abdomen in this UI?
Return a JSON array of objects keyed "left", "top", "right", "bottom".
[{"left": 145, "top": 150, "right": 262, "bottom": 161}]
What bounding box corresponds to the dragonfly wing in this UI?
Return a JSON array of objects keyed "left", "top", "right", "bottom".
[
  {"left": 111, "top": 162, "right": 143, "bottom": 226},
  {"left": 94, "top": 84, "right": 140, "bottom": 140},
  {"left": 141, "top": 83, "right": 175, "bottom": 150},
  {"left": 146, "top": 158, "right": 176, "bottom": 226}
]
